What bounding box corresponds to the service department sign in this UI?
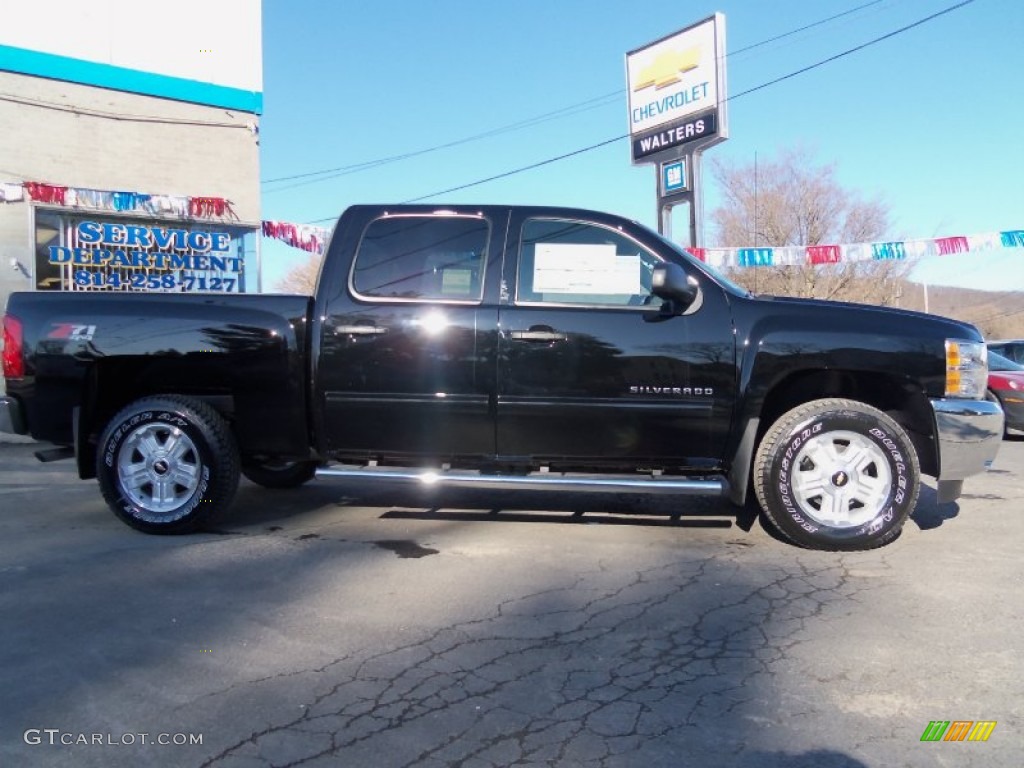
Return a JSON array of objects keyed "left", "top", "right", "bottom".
[
  {"left": 626, "top": 14, "right": 728, "bottom": 163},
  {"left": 48, "top": 221, "right": 243, "bottom": 292}
]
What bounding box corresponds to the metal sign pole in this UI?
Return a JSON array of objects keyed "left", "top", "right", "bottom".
[
  {"left": 656, "top": 152, "right": 703, "bottom": 248},
  {"left": 690, "top": 151, "right": 703, "bottom": 248},
  {"left": 659, "top": 197, "right": 672, "bottom": 239}
]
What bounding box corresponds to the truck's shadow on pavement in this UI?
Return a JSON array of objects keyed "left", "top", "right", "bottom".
[
  {"left": 225, "top": 476, "right": 966, "bottom": 541},
  {"left": 226, "top": 479, "right": 739, "bottom": 532},
  {"left": 910, "top": 483, "right": 961, "bottom": 531}
]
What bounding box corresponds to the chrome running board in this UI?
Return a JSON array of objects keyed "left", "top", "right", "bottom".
[{"left": 315, "top": 464, "right": 728, "bottom": 496}]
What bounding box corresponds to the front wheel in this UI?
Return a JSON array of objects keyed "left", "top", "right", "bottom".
[
  {"left": 97, "top": 396, "right": 240, "bottom": 534},
  {"left": 753, "top": 398, "right": 920, "bottom": 550}
]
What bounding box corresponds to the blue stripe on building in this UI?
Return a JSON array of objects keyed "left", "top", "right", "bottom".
[{"left": 0, "top": 44, "right": 262, "bottom": 114}]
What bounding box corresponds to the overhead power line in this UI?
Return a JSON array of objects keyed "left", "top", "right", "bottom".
[
  {"left": 262, "top": 91, "right": 622, "bottom": 188},
  {"left": 265, "top": 0, "right": 885, "bottom": 191},
  {"left": 725, "top": 0, "right": 974, "bottom": 103},
  {"left": 401, "top": 1, "right": 976, "bottom": 206},
  {"left": 405, "top": 136, "right": 625, "bottom": 207},
  {"left": 305, "top": 0, "right": 975, "bottom": 222},
  {"left": 729, "top": 0, "right": 884, "bottom": 57}
]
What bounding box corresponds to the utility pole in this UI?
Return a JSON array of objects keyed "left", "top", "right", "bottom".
[{"left": 753, "top": 150, "right": 758, "bottom": 293}]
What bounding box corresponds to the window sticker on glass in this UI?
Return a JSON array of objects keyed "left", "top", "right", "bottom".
[
  {"left": 441, "top": 268, "right": 473, "bottom": 295},
  {"left": 612, "top": 255, "right": 643, "bottom": 294},
  {"left": 533, "top": 243, "right": 642, "bottom": 295}
]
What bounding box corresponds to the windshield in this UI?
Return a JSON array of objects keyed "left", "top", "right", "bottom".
[
  {"left": 989, "top": 350, "right": 1024, "bottom": 372},
  {"left": 649, "top": 231, "right": 751, "bottom": 298}
]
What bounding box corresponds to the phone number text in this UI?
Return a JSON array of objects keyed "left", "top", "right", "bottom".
[{"left": 73, "top": 271, "right": 239, "bottom": 292}]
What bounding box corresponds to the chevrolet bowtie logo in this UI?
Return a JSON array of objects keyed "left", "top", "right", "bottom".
[{"left": 634, "top": 47, "right": 701, "bottom": 91}]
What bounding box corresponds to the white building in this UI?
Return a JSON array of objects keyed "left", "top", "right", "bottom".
[{"left": 0, "top": 0, "right": 263, "bottom": 310}]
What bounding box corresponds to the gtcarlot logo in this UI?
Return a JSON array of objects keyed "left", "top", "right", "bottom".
[
  {"left": 24, "top": 729, "right": 203, "bottom": 746},
  {"left": 920, "top": 720, "right": 997, "bottom": 742}
]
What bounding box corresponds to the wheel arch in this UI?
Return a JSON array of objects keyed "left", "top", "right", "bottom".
[
  {"left": 76, "top": 358, "right": 235, "bottom": 480},
  {"left": 729, "top": 368, "right": 937, "bottom": 504},
  {"left": 752, "top": 396, "right": 921, "bottom": 550}
]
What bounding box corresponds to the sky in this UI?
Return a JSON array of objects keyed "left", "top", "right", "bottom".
[{"left": 257, "top": 0, "right": 1024, "bottom": 292}]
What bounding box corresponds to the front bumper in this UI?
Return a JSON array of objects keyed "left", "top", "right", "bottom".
[
  {"left": 0, "top": 395, "right": 27, "bottom": 435},
  {"left": 930, "top": 398, "right": 1004, "bottom": 503}
]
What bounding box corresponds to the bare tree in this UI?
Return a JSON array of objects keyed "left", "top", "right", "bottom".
[
  {"left": 709, "top": 147, "right": 910, "bottom": 305},
  {"left": 275, "top": 253, "right": 323, "bottom": 294}
]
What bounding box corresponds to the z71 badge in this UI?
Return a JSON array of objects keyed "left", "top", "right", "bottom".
[{"left": 47, "top": 323, "right": 97, "bottom": 341}]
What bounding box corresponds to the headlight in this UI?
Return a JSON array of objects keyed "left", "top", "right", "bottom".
[{"left": 945, "top": 339, "right": 987, "bottom": 398}]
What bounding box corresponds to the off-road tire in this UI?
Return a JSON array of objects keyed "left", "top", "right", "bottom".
[
  {"left": 753, "top": 398, "right": 920, "bottom": 551},
  {"left": 97, "top": 395, "right": 240, "bottom": 534}
]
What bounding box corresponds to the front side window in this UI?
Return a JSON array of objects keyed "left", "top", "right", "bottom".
[
  {"left": 516, "top": 218, "right": 663, "bottom": 308},
  {"left": 351, "top": 215, "right": 489, "bottom": 302}
]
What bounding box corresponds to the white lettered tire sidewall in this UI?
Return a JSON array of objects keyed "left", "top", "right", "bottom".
[
  {"left": 755, "top": 399, "right": 920, "bottom": 550},
  {"left": 97, "top": 396, "right": 240, "bottom": 534}
]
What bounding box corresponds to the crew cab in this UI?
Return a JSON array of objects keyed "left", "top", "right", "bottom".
[{"left": 0, "top": 204, "right": 1005, "bottom": 549}]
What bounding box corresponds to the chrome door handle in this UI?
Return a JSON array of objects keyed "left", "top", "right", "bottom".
[
  {"left": 333, "top": 325, "right": 388, "bottom": 335},
  {"left": 509, "top": 330, "right": 567, "bottom": 342}
]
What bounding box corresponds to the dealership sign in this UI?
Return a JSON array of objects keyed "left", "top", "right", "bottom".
[
  {"left": 48, "top": 221, "right": 243, "bottom": 292},
  {"left": 626, "top": 14, "right": 727, "bottom": 164},
  {"left": 634, "top": 112, "right": 717, "bottom": 160}
]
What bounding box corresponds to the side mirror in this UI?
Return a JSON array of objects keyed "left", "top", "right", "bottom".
[{"left": 651, "top": 263, "right": 698, "bottom": 310}]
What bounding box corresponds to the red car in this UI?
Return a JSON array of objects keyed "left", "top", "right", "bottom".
[{"left": 988, "top": 350, "right": 1024, "bottom": 436}]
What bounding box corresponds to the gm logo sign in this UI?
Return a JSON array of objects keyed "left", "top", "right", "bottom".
[{"left": 661, "top": 159, "right": 687, "bottom": 197}]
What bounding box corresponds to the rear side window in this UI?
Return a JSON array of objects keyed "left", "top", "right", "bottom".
[{"left": 351, "top": 215, "right": 489, "bottom": 302}]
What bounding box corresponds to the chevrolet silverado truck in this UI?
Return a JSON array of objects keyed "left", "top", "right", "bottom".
[{"left": 0, "top": 205, "right": 1005, "bottom": 549}]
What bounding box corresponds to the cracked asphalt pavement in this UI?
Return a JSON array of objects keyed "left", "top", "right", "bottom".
[{"left": 1, "top": 438, "right": 1021, "bottom": 767}]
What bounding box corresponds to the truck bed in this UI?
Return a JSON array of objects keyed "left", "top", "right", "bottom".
[{"left": 5, "top": 291, "right": 313, "bottom": 457}]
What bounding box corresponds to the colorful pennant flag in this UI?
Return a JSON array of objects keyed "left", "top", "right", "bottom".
[
  {"left": 738, "top": 247, "right": 774, "bottom": 267},
  {"left": 261, "top": 220, "right": 330, "bottom": 254},
  {"left": 4, "top": 178, "right": 1024, "bottom": 264},
  {"left": 7, "top": 179, "right": 232, "bottom": 220}
]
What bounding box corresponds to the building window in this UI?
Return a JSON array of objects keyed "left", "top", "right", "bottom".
[{"left": 32, "top": 210, "right": 258, "bottom": 293}]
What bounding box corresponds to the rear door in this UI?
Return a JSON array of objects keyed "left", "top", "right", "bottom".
[
  {"left": 316, "top": 208, "right": 506, "bottom": 462},
  {"left": 496, "top": 212, "right": 736, "bottom": 468}
]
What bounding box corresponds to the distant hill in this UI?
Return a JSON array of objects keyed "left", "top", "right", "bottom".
[
  {"left": 896, "top": 283, "right": 1024, "bottom": 339},
  {"left": 724, "top": 263, "right": 1024, "bottom": 340}
]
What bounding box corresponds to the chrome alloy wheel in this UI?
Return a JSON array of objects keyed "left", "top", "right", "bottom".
[
  {"left": 790, "top": 429, "right": 893, "bottom": 528},
  {"left": 117, "top": 423, "right": 201, "bottom": 514}
]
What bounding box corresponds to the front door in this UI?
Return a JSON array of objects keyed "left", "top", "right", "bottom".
[{"left": 496, "top": 213, "right": 736, "bottom": 469}]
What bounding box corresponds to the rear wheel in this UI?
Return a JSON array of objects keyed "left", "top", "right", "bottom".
[
  {"left": 753, "top": 398, "right": 920, "bottom": 550},
  {"left": 241, "top": 460, "right": 317, "bottom": 489},
  {"left": 97, "top": 396, "right": 240, "bottom": 534}
]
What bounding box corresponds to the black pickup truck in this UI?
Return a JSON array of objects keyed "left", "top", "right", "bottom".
[{"left": 0, "top": 205, "right": 1005, "bottom": 549}]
